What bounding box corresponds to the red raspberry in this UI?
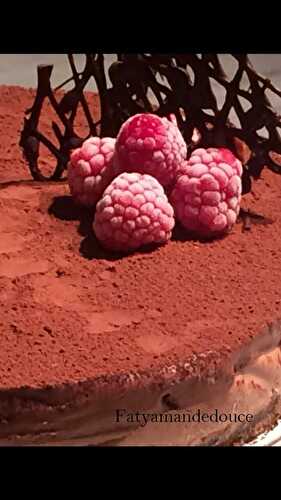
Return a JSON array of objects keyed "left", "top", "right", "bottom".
[
  {"left": 115, "top": 113, "right": 187, "bottom": 189},
  {"left": 93, "top": 172, "right": 175, "bottom": 252},
  {"left": 170, "top": 147, "right": 243, "bottom": 237},
  {"left": 68, "top": 136, "right": 119, "bottom": 207}
]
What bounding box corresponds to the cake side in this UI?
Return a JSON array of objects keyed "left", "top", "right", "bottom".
[{"left": 0, "top": 323, "right": 281, "bottom": 445}]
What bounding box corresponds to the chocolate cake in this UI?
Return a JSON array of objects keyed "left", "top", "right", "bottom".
[{"left": 1, "top": 85, "right": 281, "bottom": 446}]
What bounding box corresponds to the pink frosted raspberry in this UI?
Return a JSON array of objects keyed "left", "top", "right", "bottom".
[
  {"left": 93, "top": 172, "right": 175, "bottom": 252},
  {"left": 68, "top": 136, "right": 119, "bottom": 207},
  {"left": 170, "top": 147, "right": 243, "bottom": 237},
  {"left": 115, "top": 113, "right": 187, "bottom": 189}
]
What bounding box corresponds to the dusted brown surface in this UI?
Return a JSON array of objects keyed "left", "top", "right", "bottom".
[{"left": 0, "top": 85, "right": 281, "bottom": 416}]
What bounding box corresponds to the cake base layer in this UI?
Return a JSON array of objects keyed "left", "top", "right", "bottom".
[
  {"left": 1, "top": 334, "right": 281, "bottom": 446},
  {"left": 116, "top": 344, "right": 281, "bottom": 447}
]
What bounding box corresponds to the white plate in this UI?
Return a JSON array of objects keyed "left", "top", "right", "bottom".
[{"left": 246, "top": 419, "right": 281, "bottom": 446}]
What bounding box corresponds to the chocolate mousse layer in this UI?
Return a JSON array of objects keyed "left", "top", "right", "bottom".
[{"left": 0, "top": 85, "right": 281, "bottom": 445}]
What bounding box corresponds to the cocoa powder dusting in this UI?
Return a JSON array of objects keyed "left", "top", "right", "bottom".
[{"left": 0, "top": 85, "right": 281, "bottom": 392}]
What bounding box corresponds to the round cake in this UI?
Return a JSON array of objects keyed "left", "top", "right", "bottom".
[{"left": 1, "top": 86, "right": 281, "bottom": 446}]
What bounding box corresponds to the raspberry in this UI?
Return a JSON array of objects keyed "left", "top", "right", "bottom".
[
  {"left": 68, "top": 136, "right": 119, "bottom": 207},
  {"left": 93, "top": 172, "right": 175, "bottom": 252},
  {"left": 115, "top": 113, "right": 187, "bottom": 189},
  {"left": 170, "top": 147, "right": 243, "bottom": 237}
]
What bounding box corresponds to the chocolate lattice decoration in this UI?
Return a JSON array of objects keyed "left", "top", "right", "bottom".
[{"left": 20, "top": 54, "right": 281, "bottom": 194}]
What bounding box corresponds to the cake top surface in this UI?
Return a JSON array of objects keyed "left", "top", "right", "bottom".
[{"left": 0, "top": 85, "right": 281, "bottom": 395}]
